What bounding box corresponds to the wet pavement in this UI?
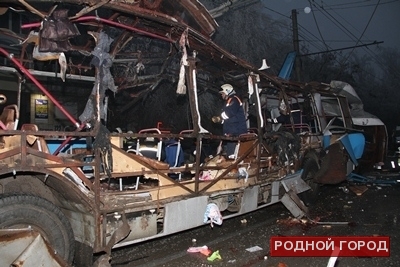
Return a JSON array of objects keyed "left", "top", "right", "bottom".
[{"left": 108, "top": 181, "right": 400, "bottom": 267}]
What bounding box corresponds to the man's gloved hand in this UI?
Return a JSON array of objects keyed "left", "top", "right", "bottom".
[{"left": 212, "top": 116, "right": 222, "bottom": 123}]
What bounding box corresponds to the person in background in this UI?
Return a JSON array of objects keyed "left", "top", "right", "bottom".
[{"left": 212, "top": 83, "right": 247, "bottom": 159}]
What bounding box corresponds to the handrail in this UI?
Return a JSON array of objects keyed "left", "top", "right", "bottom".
[
  {"left": 138, "top": 128, "right": 162, "bottom": 134},
  {"left": 0, "top": 48, "right": 80, "bottom": 129}
]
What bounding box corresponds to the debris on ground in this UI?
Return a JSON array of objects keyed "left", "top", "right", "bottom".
[
  {"left": 245, "top": 245, "right": 263, "bottom": 252},
  {"left": 276, "top": 216, "right": 356, "bottom": 230},
  {"left": 207, "top": 250, "right": 222, "bottom": 261},
  {"left": 348, "top": 185, "right": 368, "bottom": 196},
  {"left": 277, "top": 216, "right": 318, "bottom": 227},
  {"left": 339, "top": 186, "right": 350, "bottom": 193},
  {"left": 187, "top": 245, "right": 211, "bottom": 256}
]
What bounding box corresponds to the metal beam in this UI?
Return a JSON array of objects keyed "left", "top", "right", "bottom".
[{"left": 0, "top": 66, "right": 95, "bottom": 82}]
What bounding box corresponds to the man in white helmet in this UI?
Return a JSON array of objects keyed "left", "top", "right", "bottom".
[{"left": 212, "top": 83, "right": 247, "bottom": 159}]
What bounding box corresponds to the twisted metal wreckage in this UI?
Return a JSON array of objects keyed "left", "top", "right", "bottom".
[{"left": 0, "top": 0, "right": 386, "bottom": 266}]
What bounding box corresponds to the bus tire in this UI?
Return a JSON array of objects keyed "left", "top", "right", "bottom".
[{"left": 0, "top": 194, "right": 75, "bottom": 263}]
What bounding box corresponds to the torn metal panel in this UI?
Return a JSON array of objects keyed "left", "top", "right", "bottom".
[
  {"left": 281, "top": 190, "right": 308, "bottom": 219},
  {"left": 79, "top": 31, "right": 116, "bottom": 124}
]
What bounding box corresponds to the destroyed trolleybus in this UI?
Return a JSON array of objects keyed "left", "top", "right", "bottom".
[{"left": 0, "top": 0, "right": 366, "bottom": 265}]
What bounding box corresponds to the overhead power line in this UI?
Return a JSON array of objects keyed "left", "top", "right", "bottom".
[
  {"left": 308, "top": 1, "right": 329, "bottom": 51},
  {"left": 261, "top": 0, "right": 399, "bottom": 81},
  {"left": 312, "top": 0, "right": 400, "bottom": 80},
  {"left": 339, "top": 0, "right": 381, "bottom": 68},
  {"left": 318, "top": 0, "right": 399, "bottom": 10},
  {"left": 299, "top": 41, "right": 384, "bottom": 57}
]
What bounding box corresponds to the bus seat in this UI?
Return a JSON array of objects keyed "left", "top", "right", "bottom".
[
  {"left": 0, "top": 104, "right": 18, "bottom": 130},
  {"left": 21, "top": 124, "right": 50, "bottom": 153}
]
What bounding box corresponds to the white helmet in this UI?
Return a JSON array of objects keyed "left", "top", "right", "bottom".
[{"left": 220, "top": 84, "right": 233, "bottom": 95}]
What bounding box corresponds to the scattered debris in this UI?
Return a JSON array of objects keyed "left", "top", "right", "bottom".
[
  {"left": 316, "top": 221, "right": 357, "bottom": 228},
  {"left": 277, "top": 216, "right": 317, "bottom": 228},
  {"left": 348, "top": 185, "right": 368, "bottom": 196},
  {"left": 207, "top": 250, "right": 222, "bottom": 262},
  {"left": 276, "top": 216, "right": 320, "bottom": 232},
  {"left": 317, "top": 221, "right": 350, "bottom": 225},
  {"left": 339, "top": 186, "right": 349, "bottom": 193},
  {"left": 187, "top": 245, "right": 211, "bottom": 256},
  {"left": 203, "top": 203, "right": 223, "bottom": 228},
  {"left": 347, "top": 172, "right": 400, "bottom": 185},
  {"left": 277, "top": 215, "right": 357, "bottom": 230},
  {"left": 241, "top": 219, "right": 247, "bottom": 224},
  {"left": 245, "top": 245, "right": 263, "bottom": 253}
]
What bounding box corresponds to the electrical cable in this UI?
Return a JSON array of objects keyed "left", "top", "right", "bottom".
[
  {"left": 338, "top": 0, "right": 381, "bottom": 76},
  {"left": 306, "top": 2, "right": 385, "bottom": 81},
  {"left": 319, "top": 0, "right": 399, "bottom": 10},
  {"left": 260, "top": 3, "right": 329, "bottom": 56},
  {"left": 308, "top": 1, "right": 330, "bottom": 51},
  {"left": 261, "top": 1, "right": 399, "bottom": 82},
  {"left": 312, "top": 0, "right": 400, "bottom": 81}
]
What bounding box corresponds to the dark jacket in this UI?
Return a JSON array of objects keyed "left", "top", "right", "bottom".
[{"left": 221, "top": 94, "right": 247, "bottom": 136}]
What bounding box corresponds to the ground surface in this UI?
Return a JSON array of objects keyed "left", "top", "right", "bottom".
[{"left": 108, "top": 180, "right": 400, "bottom": 267}]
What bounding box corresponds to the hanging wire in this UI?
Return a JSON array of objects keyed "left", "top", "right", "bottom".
[
  {"left": 335, "top": 0, "right": 381, "bottom": 75},
  {"left": 308, "top": 1, "right": 330, "bottom": 51},
  {"left": 312, "top": 0, "right": 400, "bottom": 81},
  {"left": 261, "top": 0, "right": 399, "bottom": 82}
]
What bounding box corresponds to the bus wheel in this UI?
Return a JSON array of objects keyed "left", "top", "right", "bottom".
[{"left": 0, "top": 194, "right": 75, "bottom": 263}]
